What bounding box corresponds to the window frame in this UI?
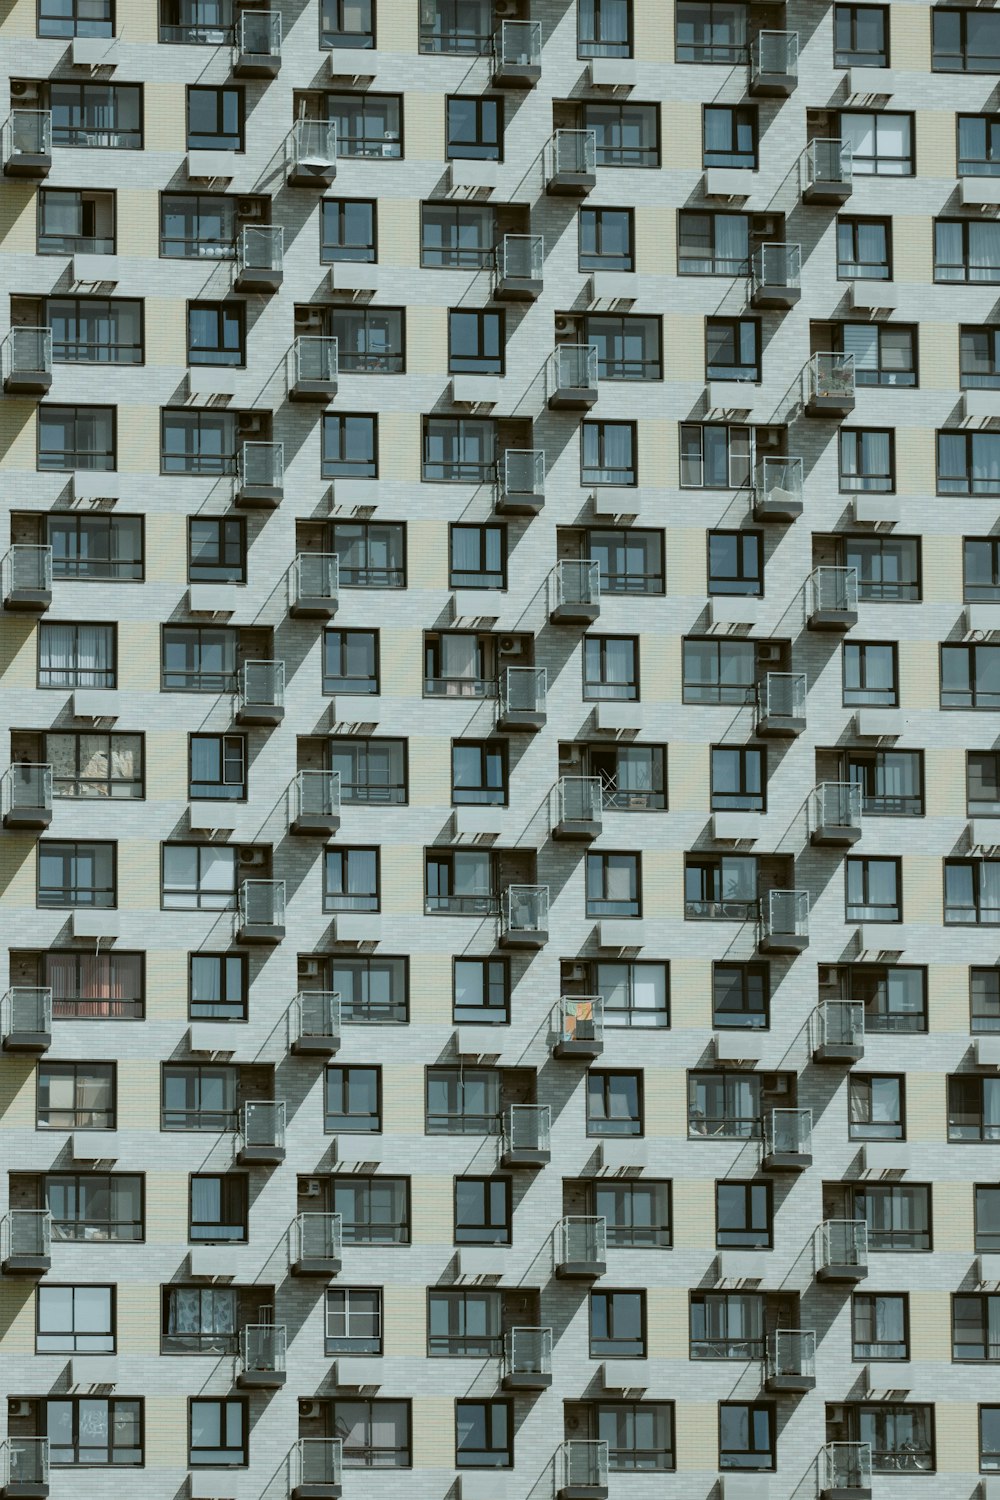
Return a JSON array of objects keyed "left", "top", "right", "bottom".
[
  {"left": 37, "top": 1060, "right": 116, "bottom": 1131},
  {"left": 186, "top": 85, "right": 244, "bottom": 152},
  {"left": 36, "top": 1283, "right": 116, "bottom": 1353},
  {"left": 320, "top": 198, "right": 377, "bottom": 263},
  {"left": 589, "top": 1288, "right": 647, "bottom": 1359},
  {"left": 188, "top": 1397, "right": 248, "bottom": 1468}
]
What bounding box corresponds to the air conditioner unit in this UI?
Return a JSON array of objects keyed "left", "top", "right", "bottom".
[
  {"left": 751, "top": 214, "right": 781, "bottom": 238},
  {"left": 8, "top": 1400, "right": 31, "bottom": 1418},
  {"left": 828, "top": 1405, "right": 846, "bottom": 1424},
  {"left": 757, "top": 643, "right": 781, "bottom": 663},
  {"left": 299, "top": 1400, "right": 322, "bottom": 1419},
  {"left": 11, "top": 81, "right": 38, "bottom": 100},
  {"left": 499, "top": 636, "right": 523, "bottom": 655},
  {"left": 239, "top": 847, "right": 266, "bottom": 866},
  {"left": 554, "top": 315, "right": 573, "bottom": 334},
  {"left": 495, "top": 0, "right": 518, "bottom": 14},
  {"left": 300, "top": 957, "right": 322, "bottom": 978},
  {"left": 238, "top": 412, "right": 264, "bottom": 434},
  {"left": 762, "top": 1073, "right": 790, "bottom": 1094},
  {"left": 756, "top": 426, "right": 782, "bottom": 449},
  {"left": 559, "top": 745, "right": 583, "bottom": 766},
  {"left": 301, "top": 1178, "right": 323, "bottom": 1197},
  {"left": 566, "top": 1414, "right": 582, "bottom": 1431},
  {"left": 301, "top": 309, "right": 325, "bottom": 330},
  {"left": 238, "top": 198, "right": 264, "bottom": 218},
  {"left": 564, "top": 962, "right": 588, "bottom": 982}
]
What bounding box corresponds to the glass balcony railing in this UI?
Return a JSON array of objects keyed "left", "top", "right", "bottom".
[
  {"left": 503, "top": 1104, "right": 551, "bottom": 1159},
  {"left": 556, "top": 1215, "right": 607, "bottom": 1269},
  {"left": 808, "top": 351, "right": 855, "bottom": 405},
  {"left": 494, "top": 19, "right": 542, "bottom": 72},
  {"left": 496, "top": 233, "right": 544, "bottom": 284},
  {"left": 238, "top": 9, "right": 281, "bottom": 58},
  {"left": 238, "top": 1099, "right": 286, "bottom": 1154},
  {"left": 804, "top": 138, "right": 853, "bottom": 193},
  {"left": 499, "top": 666, "right": 546, "bottom": 723},
  {"left": 238, "top": 879, "right": 286, "bottom": 932},
  {"left": 293, "top": 1437, "right": 343, "bottom": 1492},
  {"left": 822, "top": 1442, "right": 872, "bottom": 1494},
  {"left": 3, "top": 544, "right": 52, "bottom": 601},
  {"left": 757, "top": 671, "right": 806, "bottom": 729},
  {"left": 293, "top": 552, "right": 338, "bottom": 607},
  {"left": 237, "top": 225, "right": 283, "bottom": 276},
  {"left": 561, "top": 1440, "right": 609, "bottom": 1492},
  {"left": 505, "top": 1325, "right": 552, "bottom": 1378},
  {"left": 767, "top": 1328, "right": 816, "bottom": 1382},
  {"left": 4, "top": 109, "right": 52, "bottom": 167},
  {"left": 292, "top": 335, "right": 338, "bottom": 389},
  {"left": 293, "top": 1212, "right": 343, "bottom": 1267},
  {"left": 2, "top": 1437, "right": 49, "bottom": 1492},
  {"left": 753, "top": 456, "right": 803, "bottom": 514},
  {"left": 818, "top": 999, "right": 865, "bottom": 1051},
  {"left": 501, "top": 884, "right": 549, "bottom": 941},
  {"left": 556, "top": 775, "right": 603, "bottom": 831},
  {"left": 548, "top": 343, "right": 599, "bottom": 396},
  {"left": 2, "top": 763, "right": 52, "bottom": 824},
  {"left": 752, "top": 242, "right": 801, "bottom": 293},
  {"left": 500, "top": 448, "right": 545, "bottom": 505},
  {"left": 3, "top": 327, "right": 52, "bottom": 385},
  {"left": 818, "top": 1218, "right": 868, "bottom": 1274},
  {"left": 549, "top": 128, "right": 597, "bottom": 180},
  {"left": 291, "top": 770, "right": 341, "bottom": 827},
  {"left": 557, "top": 996, "right": 604, "bottom": 1049},
  {"left": 811, "top": 565, "right": 858, "bottom": 617},
  {"left": 238, "top": 440, "right": 284, "bottom": 495},
  {"left": 812, "top": 781, "right": 862, "bottom": 833},
  {"left": 760, "top": 889, "right": 809, "bottom": 944},
  {"left": 240, "top": 1321, "right": 286, "bottom": 1375},
  {"left": 294, "top": 991, "right": 341, "bottom": 1047},
  {"left": 3, "top": 1209, "right": 51, "bottom": 1262},
  {"left": 764, "top": 1107, "right": 812, "bottom": 1159},
  {"left": 238, "top": 660, "right": 285, "bottom": 717},
  {"left": 3, "top": 986, "right": 52, "bottom": 1040},
  {"left": 751, "top": 28, "right": 799, "bottom": 82},
  {"left": 552, "top": 559, "right": 601, "bottom": 614},
  {"left": 288, "top": 119, "right": 338, "bottom": 170}
]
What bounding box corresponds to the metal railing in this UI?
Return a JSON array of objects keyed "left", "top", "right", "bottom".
[
  {"left": 495, "top": 18, "right": 542, "bottom": 67},
  {"left": 293, "top": 552, "right": 338, "bottom": 603},
  {"left": 2, "top": 1438, "right": 49, "bottom": 1491},
  {"left": 4, "top": 326, "right": 52, "bottom": 376},
  {"left": 808, "top": 351, "right": 855, "bottom": 404},
  {"left": 752, "top": 28, "right": 799, "bottom": 78},
  {"left": 760, "top": 889, "right": 809, "bottom": 941},
  {"left": 3, "top": 1209, "right": 51, "bottom": 1261},
  {"left": 811, "top": 565, "right": 858, "bottom": 614},
  {"left": 558, "top": 996, "right": 605, "bottom": 1045},
  {"left": 767, "top": 1328, "right": 816, "bottom": 1381},
  {"left": 3, "top": 986, "right": 52, "bottom": 1037},
  {"left": 239, "top": 440, "right": 284, "bottom": 491},
  {"left": 818, "top": 998, "right": 865, "bottom": 1049},
  {"left": 805, "top": 138, "right": 853, "bottom": 189},
  {"left": 238, "top": 9, "right": 281, "bottom": 56},
  {"left": 557, "top": 1215, "right": 607, "bottom": 1265},
  {"left": 552, "top": 558, "right": 601, "bottom": 611},
  {"left": 765, "top": 1107, "right": 812, "bottom": 1158},
  {"left": 293, "top": 1438, "right": 343, "bottom": 1491},
  {"left": 501, "top": 448, "right": 545, "bottom": 501},
  {"left": 505, "top": 1325, "right": 552, "bottom": 1376},
  {"left": 549, "top": 343, "right": 598, "bottom": 393},
  {"left": 813, "top": 781, "right": 862, "bottom": 830},
  {"left": 239, "top": 879, "right": 285, "bottom": 930},
  {"left": 819, "top": 1218, "right": 868, "bottom": 1271},
  {"left": 241, "top": 1321, "right": 286, "bottom": 1373},
  {"left": 757, "top": 671, "right": 806, "bottom": 723},
  {"left": 292, "top": 769, "right": 341, "bottom": 822},
  {"left": 497, "top": 233, "right": 544, "bottom": 282},
  {"left": 293, "top": 1212, "right": 343, "bottom": 1265},
  {"left": 238, "top": 1099, "right": 286, "bottom": 1152},
  {"left": 239, "top": 660, "right": 285, "bottom": 713},
  {"left": 3, "top": 544, "right": 52, "bottom": 596},
  {"left": 499, "top": 666, "right": 546, "bottom": 719},
  {"left": 503, "top": 1104, "right": 551, "bottom": 1156},
  {"left": 557, "top": 775, "right": 603, "bottom": 826},
  {"left": 502, "top": 884, "right": 549, "bottom": 938},
  {"left": 5, "top": 109, "right": 51, "bottom": 160},
  {"left": 822, "top": 1442, "right": 872, "bottom": 1493},
  {"left": 293, "top": 335, "right": 338, "bottom": 385},
  {"left": 550, "top": 128, "right": 597, "bottom": 178},
  {"left": 561, "top": 1440, "right": 609, "bottom": 1491},
  {"left": 237, "top": 224, "right": 283, "bottom": 274},
  {"left": 2, "top": 763, "right": 52, "bottom": 815},
  {"left": 294, "top": 990, "right": 341, "bottom": 1044},
  {"left": 752, "top": 242, "right": 801, "bottom": 291},
  {"left": 288, "top": 119, "right": 338, "bottom": 171},
  {"left": 754, "top": 456, "right": 803, "bottom": 507}
]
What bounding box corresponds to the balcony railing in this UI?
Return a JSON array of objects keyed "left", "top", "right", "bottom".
[
  {"left": 499, "top": 666, "right": 546, "bottom": 723},
  {"left": 287, "top": 119, "right": 338, "bottom": 176},
  {"left": 505, "top": 1325, "right": 552, "bottom": 1377},
  {"left": 556, "top": 996, "right": 604, "bottom": 1050},
  {"left": 818, "top": 998, "right": 865, "bottom": 1051},
  {"left": 811, "top": 565, "right": 858, "bottom": 617},
  {"left": 753, "top": 455, "right": 803, "bottom": 515},
  {"left": 752, "top": 241, "right": 801, "bottom": 293},
  {"left": 764, "top": 1107, "right": 812, "bottom": 1159},
  {"left": 759, "top": 888, "right": 809, "bottom": 943},
  {"left": 557, "top": 775, "right": 603, "bottom": 830},
  {"left": 556, "top": 1215, "right": 607, "bottom": 1268},
  {"left": 238, "top": 1099, "right": 286, "bottom": 1153},
  {"left": 237, "top": 9, "right": 281, "bottom": 58},
  {"left": 293, "top": 770, "right": 340, "bottom": 821},
  {"left": 499, "top": 448, "right": 545, "bottom": 506},
  {"left": 548, "top": 343, "right": 599, "bottom": 397},
  {"left": 2, "top": 763, "right": 52, "bottom": 823},
  {"left": 4, "top": 109, "right": 52, "bottom": 166},
  {"left": 2, "top": 1437, "right": 49, "bottom": 1491},
  {"left": 494, "top": 19, "right": 542, "bottom": 71},
  {"left": 238, "top": 440, "right": 284, "bottom": 496},
  {"left": 551, "top": 558, "right": 601, "bottom": 615},
  {"left": 751, "top": 28, "right": 799, "bottom": 81},
  {"left": 808, "top": 351, "right": 855, "bottom": 403},
  {"left": 3, "top": 544, "right": 52, "bottom": 603},
  {"left": 292, "top": 1212, "right": 343, "bottom": 1267},
  {"left": 767, "top": 1327, "right": 816, "bottom": 1381},
  {"left": 293, "top": 1437, "right": 343, "bottom": 1493},
  {"left": 822, "top": 1442, "right": 872, "bottom": 1494},
  {"left": 818, "top": 1218, "right": 868, "bottom": 1274},
  {"left": 549, "top": 128, "right": 597, "bottom": 180},
  {"left": 501, "top": 884, "right": 549, "bottom": 940},
  {"left": 240, "top": 1321, "right": 286, "bottom": 1374},
  {"left": 561, "top": 1440, "right": 609, "bottom": 1492},
  {"left": 293, "top": 990, "right": 341, "bottom": 1048},
  {"left": 812, "top": 781, "right": 862, "bottom": 833},
  {"left": 237, "top": 224, "right": 283, "bottom": 275},
  {"left": 757, "top": 671, "right": 806, "bottom": 728},
  {"left": 3, "top": 327, "right": 52, "bottom": 384},
  {"left": 293, "top": 335, "right": 339, "bottom": 388},
  {"left": 3, "top": 986, "right": 52, "bottom": 1041},
  {"left": 293, "top": 552, "right": 338, "bottom": 608},
  {"left": 496, "top": 233, "right": 544, "bottom": 283},
  {"left": 502, "top": 1103, "right": 551, "bottom": 1158},
  {"left": 3, "top": 1209, "right": 51, "bottom": 1262},
  {"left": 804, "top": 138, "right": 853, "bottom": 192},
  {"left": 238, "top": 660, "right": 284, "bottom": 717},
  {"left": 238, "top": 879, "right": 286, "bottom": 932}
]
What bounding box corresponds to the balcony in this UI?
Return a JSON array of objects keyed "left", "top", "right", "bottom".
[
  {"left": 805, "top": 353, "right": 855, "bottom": 416},
  {"left": 237, "top": 441, "right": 284, "bottom": 508},
  {"left": 554, "top": 997, "right": 604, "bottom": 1059},
  {"left": 290, "top": 770, "right": 341, "bottom": 836},
  {"left": 292, "top": 991, "right": 341, "bottom": 1057},
  {"left": 750, "top": 242, "right": 801, "bottom": 308},
  {"left": 287, "top": 121, "right": 338, "bottom": 188},
  {"left": 550, "top": 559, "right": 601, "bottom": 624},
  {"left": 816, "top": 1219, "right": 868, "bottom": 1283},
  {"left": 1, "top": 1211, "right": 51, "bottom": 1277},
  {"left": 809, "top": 566, "right": 858, "bottom": 631},
  {"left": 749, "top": 30, "right": 798, "bottom": 95},
  {"left": 765, "top": 1329, "right": 816, "bottom": 1393},
  {"left": 752, "top": 456, "right": 803, "bottom": 521},
  {"left": 233, "top": 10, "right": 281, "bottom": 77},
  {"left": 802, "top": 139, "right": 853, "bottom": 204},
  {"left": 492, "top": 20, "right": 542, "bottom": 86},
  {"left": 762, "top": 1108, "right": 813, "bottom": 1171},
  {"left": 821, "top": 1442, "right": 872, "bottom": 1500},
  {"left": 2, "top": 545, "right": 52, "bottom": 611},
  {"left": 291, "top": 336, "right": 338, "bottom": 401},
  {"left": 291, "top": 553, "right": 338, "bottom": 618},
  {"left": 291, "top": 1212, "right": 343, "bottom": 1278},
  {"left": 503, "top": 1326, "right": 552, "bottom": 1390},
  {"left": 548, "top": 344, "right": 599, "bottom": 409},
  {"left": 237, "top": 879, "right": 285, "bottom": 945},
  {"left": 758, "top": 889, "right": 809, "bottom": 954},
  {"left": 547, "top": 130, "right": 597, "bottom": 195},
  {"left": 2, "top": 988, "right": 52, "bottom": 1053},
  {"left": 3, "top": 110, "right": 51, "bottom": 178},
  {"left": 236, "top": 660, "right": 285, "bottom": 726},
  {"left": 813, "top": 1000, "right": 865, "bottom": 1063},
  {"left": 497, "top": 666, "right": 547, "bottom": 732},
  {"left": 500, "top": 884, "right": 549, "bottom": 948},
  {"left": 3, "top": 328, "right": 51, "bottom": 394},
  {"left": 235, "top": 225, "right": 283, "bottom": 293},
  {"left": 501, "top": 1104, "right": 551, "bottom": 1167},
  {"left": 756, "top": 672, "right": 806, "bottom": 737},
  {"left": 2, "top": 765, "right": 52, "bottom": 831},
  {"left": 237, "top": 1322, "right": 287, "bottom": 1388},
  {"left": 497, "top": 448, "right": 545, "bottom": 515},
  {"left": 555, "top": 1216, "right": 607, "bottom": 1279},
  {"left": 494, "top": 234, "right": 544, "bottom": 300},
  {"left": 292, "top": 1437, "right": 343, "bottom": 1499},
  {"left": 1, "top": 1437, "right": 49, "bottom": 1498},
  {"left": 811, "top": 783, "right": 862, "bottom": 846},
  {"left": 237, "top": 1100, "right": 286, "bottom": 1164},
  {"left": 558, "top": 1440, "right": 609, "bottom": 1500},
  {"left": 553, "top": 776, "right": 603, "bottom": 841}
]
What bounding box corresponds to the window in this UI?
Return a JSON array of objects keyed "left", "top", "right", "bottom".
[
  {"left": 189, "top": 1174, "right": 247, "bottom": 1241},
  {"left": 593, "top": 960, "right": 668, "bottom": 1028},
  {"left": 38, "top": 1062, "right": 115, "bottom": 1129},
  {"left": 162, "top": 626, "right": 236, "bottom": 691},
  {"left": 331, "top": 522, "right": 406, "bottom": 585},
  {"left": 446, "top": 96, "right": 502, "bottom": 161},
  {"left": 839, "top": 430, "right": 894, "bottom": 493},
  {"left": 835, "top": 4, "right": 889, "bottom": 64},
  {"left": 50, "top": 82, "right": 142, "bottom": 149},
  {"left": 427, "top": 850, "right": 494, "bottom": 917},
  {"left": 959, "top": 114, "right": 1000, "bottom": 176},
  {"left": 326, "top": 92, "right": 402, "bottom": 158},
  {"left": 682, "top": 638, "right": 755, "bottom": 704},
  {"left": 334, "top": 1399, "right": 410, "bottom": 1466},
  {"left": 46, "top": 1398, "right": 142, "bottom": 1466},
  {"left": 44, "top": 1172, "right": 142, "bottom": 1241},
  {"left": 187, "top": 517, "right": 244, "bottom": 585},
  {"left": 187, "top": 87, "right": 243, "bottom": 151},
  {"left": 454, "top": 958, "right": 509, "bottom": 1025},
  {"left": 676, "top": 1, "right": 748, "bottom": 62},
  {"left": 190, "top": 954, "right": 247, "bottom": 1022},
  {"left": 971, "top": 754, "right": 1000, "bottom": 815},
  {"left": 584, "top": 314, "right": 661, "bottom": 380},
  {"left": 40, "top": 0, "right": 114, "bottom": 36},
  {"left": 423, "top": 417, "right": 495, "bottom": 482},
  {"left": 38, "top": 622, "right": 115, "bottom": 690},
  {"left": 581, "top": 422, "right": 636, "bottom": 487},
  {"left": 323, "top": 630, "right": 380, "bottom": 695},
  {"left": 713, "top": 963, "right": 769, "bottom": 1029},
  {"left": 324, "top": 848, "right": 380, "bottom": 913},
  {"left": 853, "top": 1293, "right": 909, "bottom": 1360},
  {"left": 452, "top": 741, "right": 506, "bottom": 806},
  {"left": 691, "top": 1292, "right": 764, "bottom": 1359},
  {"left": 37, "top": 1286, "right": 114, "bottom": 1352},
  {"left": 703, "top": 105, "right": 757, "bottom": 168},
  {"left": 580, "top": 208, "right": 634, "bottom": 272},
  {"left": 845, "top": 750, "right": 923, "bottom": 815},
  {"left": 590, "top": 1290, "right": 646, "bottom": 1357},
  {"left": 332, "top": 956, "right": 408, "bottom": 1024},
  {"left": 954, "top": 1294, "right": 1000, "bottom": 1360},
  {"left": 843, "top": 536, "right": 919, "bottom": 602},
  {"left": 161, "top": 1064, "right": 237, "bottom": 1131},
  {"left": 449, "top": 309, "right": 504, "bottom": 375},
  {"left": 586, "top": 852, "right": 641, "bottom": 918},
  {"left": 942, "top": 643, "right": 1000, "bottom": 708},
  {"left": 681, "top": 422, "right": 754, "bottom": 488},
  {"left": 189, "top": 1399, "right": 246, "bottom": 1467},
  {"left": 162, "top": 844, "right": 237, "bottom": 910},
  {"left": 187, "top": 301, "right": 243, "bottom": 367},
  {"left": 330, "top": 308, "right": 405, "bottom": 373},
  {"left": 839, "top": 322, "right": 916, "bottom": 386},
  {"left": 39, "top": 188, "right": 116, "bottom": 256},
  {"left": 326, "top": 1288, "right": 383, "bottom": 1355},
  {"left": 977, "top": 1186, "right": 1000, "bottom": 1251},
  {"left": 330, "top": 738, "right": 407, "bottom": 804},
  {"left": 949, "top": 1075, "right": 1000, "bottom": 1141},
  {"left": 839, "top": 110, "right": 913, "bottom": 174},
  {"left": 426, "top": 1068, "right": 500, "bottom": 1134},
  {"left": 163, "top": 1286, "right": 237, "bottom": 1353},
  {"left": 973, "top": 970, "right": 1000, "bottom": 1033},
  {"left": 939, "top": 431, "right": 1000, "bottom": 497},
  {"left": 837, "top": 216, "right": 891, "bottom": 279},
  {"left": 711, "top": 747, "right": 765, "bottom": 813},
  {"left": 847, "top": 1183, "right": 931, "bottom": 1250},
  {"left": 455, "top": 1178, "right": 511, "bottom": 1245},
  {"left": 421, "top": 204, "right": 494, "bottom": 269},
  {"left": 45, "top": 732, "right": 142, "bottom": 798},
  {"left": 597, "top": 1403, "right": 674, "bottom": 1471},
  {"left": 160, "top": 0, "right": 234, "bottom": 43},
  {"left": 189, "top": 735, "right": 245, "bottom": 800},
  {"left": 946, "top": 860, "right": 1000, "bottom": 924},
  {"left": 716, "top": 1182, "right": 772, "bottom": 1247},
  {"left": 428, "top": 1289, "right": 501, "bottom": 1356},
  {"left": 720, "top": 1403, "right": 775, "bottom": 1470},
  {"left": 46, "top": 297, "right": 141, "bottom": 364},
  {"left": 320, "top": 199, "right": 376, "bottom": 265},
  {"left": 936, "top": 219, "right": 1000, "bottom": 284},
  {"left": 690, "top": 1071, "right": 761, "bottom": 1138},
  {"left": 843, "top": 641, "right": 897, "bottom": 706},
  {"left": 846, "top": 856, "right": 901, "bottom": 922},
  {"left": 589, "top": 745, "right": 667, "bottom": 813},
  {"left": 982, "top": 1407, "right": 1000, "bottom": 1472},
  {"left": 849, "top": 1075, "right": 905, "bottom": 1140},
  {"left": 579, "top": 0, "right": 633, "bottom": 56},
  {"left": 962, "top": 326, "right": 1000, "bottom": 390},
  {"left": 588, "top": 529, "right": 663, "bottom": 594},
  {"left": 592, "top": 1181, "right": 671, "bottom": 1247},
  {"left": 38, "top": 405, "right": 115, "bottom": 470},
  {"left": 583, "top": 636, "right": 639, "bottom": 700},
  {"left": 325, "top": 1065, "right": 381, "bottom": 1133},
  {"left": 678, "top": 210, "right": 749, "bottom": 275},
  {"left": 38, "top": 841, "right": 116, "bottom": 908},
  {"left": 420, "top": 0, "right": 491, "bottom": 53},
  {"left": 934, "top": 7, "right": 1000, "bottom": 70},
  {"left": 587, "top": 1071, "right": 643, "bottom": 1136},
  {"left": 44, "top": 950, "right": 143, "bottom": 1020},
  {"left": 161, "top": 408, "right": 235, "bottom": 476},
  {"left": 708, "top": 531, "right": 763, "bottom": 596},
  {"left": 321, "top": 0, "right": 375, "bottom": 47},
  {"left": 45, "top": 513, "right": 141, "bottom": 582},
  {"left": 322, "top": 413, "right": 377, "bottom": 478},
  {"left": 450, "top": 525, "right": 505, "bottom": 590},
  {"left": 583, "top": 102, "right": 660, "bottom": 167},
  {"left": 161, "top": 192, "right": 236, "bottom": 259}
]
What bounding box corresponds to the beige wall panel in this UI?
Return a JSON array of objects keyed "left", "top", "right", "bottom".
[
  {"left": 143, "top": 1397, "right": 186, "bottom": 1467},
  {"left": 935, "top": 1403, "right": 981, "bottom": 1473},
  {"left": 383, "top": 1283, "right": 425, "bottom": 1355},
  {"left": 671, "top": 1180, "right": 715, "bottom": 1248},
  {"left": 117, "top": 620, "right": 161, "bottom": 690},
  {"left": 378, "top": 627, "right": 420, "bottom": 694},
  {"left": 661, "top": 105, "right": 703, "bottom": 171},
  {"left": 647, "top": 1286, "right": 688, "bottom": 1357},
  {"left": 917, "top": 323, "right": 957, "bottom": 390},
  {"left": 670, "top": 957, "right": 708, "bottom": 1027},
  {"left": 663, "top": 315, "right": 705, "bottom": 381},
  {"left": 923, "top": 753, "right": 963, "bottom": 819},
  {"left": 667, "top": 530, "right": 708, "bottom": 598},
  {"left": 405, "top": 306, "right": 445, "bottom": 377},
  {"left": 931, "top": 1181, "right": 973, "bottom": 1251},
  {"left": 404, "top": 95, "right": 444, "bottom": 162},
  {"left": 377, "top": 199, "right": 418, "bottom": 268},
  {"left": 145, "top": 299, "right": 187, "bottom": 366},
  {"left": 0, "top": 405, "right": 38, "bottom": 471},
  {"left": 410, "top": 1176, "right": 454, "bottom": 1243},
  {"left": 0, "top": 183, "right": 35, "bottom": 252},
  {"left": 907, "top": 1290, "right": 949, "bottom": 1360},
  {"left": 890, "top": 6, "right": 931, "bottom": 70},
  {"left": 898, "top": 641, "right": 938, "bottom": 711},
  {"left": 0, "top": 1055, "right": 36, "bottom": 1125},
  {"left": 379, "top": 413, "right": 421, "bottom": 481},
  {"left": 117, "top": 192, "right": 161, "bottom": 259},
  {"left": 920, "top": 535, "right": 961, "bottom": 603},
  {"left": 0, "top": 839, "right": 37, "bottom": 909},
  {"left": 145, "top": 86, "right": 188, "bottom": 153},
  {"left": 119, "top": 0, "right": 160, "bottom": 40},
  {"left": 146, "top": 1173, "right": 191, "bottom": 1244},
  {"left": 380, "top": 845, "right": 425, "bottom": 916},
  {"left": 0, "top": 1283, "right": 34, "bottom": 1351},
  {"left": 0, "top": 616, "right": 38, "bottom": 689},
  {"left": 916, "top": 113, "right": 955, "bottom": 178},
  {"left": 635, "top": 207, "right": 674, "bottom": 276},
  {"left": 635, "top": 0, "right": 674, "bottom": 59},
  {"left": 117, "top": 406, "right": 162, "bottom": 473},
  {"left": 675, "top": 1402, "right": 718, "bottom": 1469},
  {"left": 904, "top": 1072, "right": 946, "bottom": 1140}
]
